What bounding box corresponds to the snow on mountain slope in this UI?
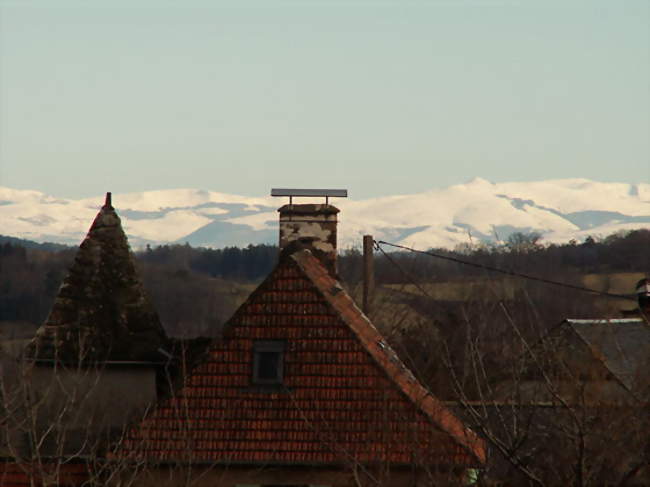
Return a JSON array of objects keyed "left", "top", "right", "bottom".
[{"left": 1, "top": 179, "right": 648, "bottom": 250}]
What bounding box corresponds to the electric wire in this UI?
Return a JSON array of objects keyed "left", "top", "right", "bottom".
[
  {"left": 374, "top": 240, "right": 439, "bottom": 303},
  {"left": 375, "top": 240, "right": 636, "bottom": 302}
]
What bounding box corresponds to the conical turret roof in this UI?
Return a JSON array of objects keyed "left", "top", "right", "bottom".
[{"left": 27, "top": 193, "right": 168, "bottom": 363}]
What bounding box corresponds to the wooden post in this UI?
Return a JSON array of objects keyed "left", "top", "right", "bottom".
[{"left": 362, "top": 235, "right": 374, "bottom": 316}]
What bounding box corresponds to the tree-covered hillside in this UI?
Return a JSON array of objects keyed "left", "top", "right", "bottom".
[{"left": 0, "top": 229, "right": 648, "bottom": 338}]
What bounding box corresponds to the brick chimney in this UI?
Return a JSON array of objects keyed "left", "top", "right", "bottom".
[{"left": 278, "top": 203, "right": 340, "bottom": 276}]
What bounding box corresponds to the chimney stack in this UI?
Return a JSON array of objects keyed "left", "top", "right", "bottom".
[
  {"left": 272, "top": 189, "right": 347, "bottom": 276},
  {"left": 278, "top": 204, "right": 340, "bottom": 275}
]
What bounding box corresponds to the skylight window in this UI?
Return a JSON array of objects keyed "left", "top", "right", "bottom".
[{"left": 252, "top": 340, "right": 286, "bottom": 385}]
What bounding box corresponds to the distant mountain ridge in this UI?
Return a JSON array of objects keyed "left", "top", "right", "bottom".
[{"left": 1, "top": 179, "right": 649, "bottom": 250}]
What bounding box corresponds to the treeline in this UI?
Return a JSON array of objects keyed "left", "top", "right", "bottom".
[
  {"left": 0, "top": 235, "right": 69, "bottom": 252},
  {"left": 134, "top": 228, "right": 650, "bottom": 286},
  {"left": 140, "top": 243, "right": 278, "bottom": 282},
  {"left": 368, "top": 229, "right": 650, "bottom": 285},
  {"left": 0, "top": 242, "right": 75, "bottom": 324},
  {"left": 0, "top": 229, "right": 648, "bottom": 335}
]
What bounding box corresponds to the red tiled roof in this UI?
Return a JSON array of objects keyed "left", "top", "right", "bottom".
[{"left": 119, "top": 250, "right": 485, "bottom": 467}]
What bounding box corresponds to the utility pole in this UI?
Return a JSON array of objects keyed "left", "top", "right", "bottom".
[{"left": 362, "top": 235, "right": 374, "bottom": 315}]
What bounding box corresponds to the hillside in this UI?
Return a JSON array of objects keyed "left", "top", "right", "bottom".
[{"left": 1, "top": 229, "right": 647, "bottom": 339}]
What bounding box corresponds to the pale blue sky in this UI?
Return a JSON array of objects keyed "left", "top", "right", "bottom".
[{"left": 1, "top": 1, "right": 648, "bottom": 199}]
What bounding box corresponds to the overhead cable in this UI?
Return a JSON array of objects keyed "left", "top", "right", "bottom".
[
  {"left": 375, "top": 240, "right": 636, "bottom": 301},
  {"left": 374, "top": 241, "right": 438, "bottom": 303}
]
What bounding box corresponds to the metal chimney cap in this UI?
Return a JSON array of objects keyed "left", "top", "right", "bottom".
[
  {"left": 271, "top": 188, "right": 347, "bottom": 205},
  {"left": 271, "top": 188, "right": 347, "bottom": 198}
]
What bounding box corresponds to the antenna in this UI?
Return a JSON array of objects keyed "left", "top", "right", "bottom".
[{"left": 271, "top": 188, "right": 348, "bottom": 205}]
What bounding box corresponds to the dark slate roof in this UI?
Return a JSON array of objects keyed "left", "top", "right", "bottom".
[
  {"left": 119, "top": 249, "right": 485, "bottom": 467},
  {"left": 25, "top": 195, "right": 168, "bottom": 363},
  {"left": 566, "top": 319, "right": 650, "bottom": 393}
]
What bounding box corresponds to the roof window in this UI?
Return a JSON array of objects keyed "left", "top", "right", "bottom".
[{"left": 252, "top": 340, "right": 286, "bottom": 385}]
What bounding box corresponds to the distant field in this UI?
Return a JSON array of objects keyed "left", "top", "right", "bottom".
[
  {"left": 581, "top": 272, "right": 645, "bottom": 295},
  {"left": 345, "top": 272, "right": 643, "bottom": 336},
  {"left": 384, "top": 272, "right": 644, "bottom": 300}
]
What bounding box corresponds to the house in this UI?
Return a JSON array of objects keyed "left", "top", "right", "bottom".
[
  {"left": 1, "top": 194, "right": 485, "bottom": 486},
  {"left": 25, "top": 192, "right": 169, "bottom": 364},
  {"left": 461, "top": 282, "right": 650, "bottom": 485},
  {"left": 115, "top": 200, "right": 486, "bottom": 486},
  {"left": 508, "top": 281, "right": 650, "bottom": 405},
  {"left": 552, "top": 317, "right": 649, "bottom": 401},
  {"left": 1, "top": 193, "right": 171, "bottom": 487}
]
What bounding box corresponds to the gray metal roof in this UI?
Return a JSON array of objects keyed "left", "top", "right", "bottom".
[{"left": 566, "top": 318, "right": 650, "bottom": 391}]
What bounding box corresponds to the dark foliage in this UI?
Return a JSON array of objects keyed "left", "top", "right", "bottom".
[
  {"left": 1, "top": 229, "right": 648, "bottom": 338},
  {"left": 137, "top": 243, "right": 278, "bottom": 281},
  {"left": 0, "top": 242, "right": 75, "bottom": 323},
  {"left": 0, "top": 235, "right": 70, "bottom": 252},
  {"left": 366, "top": 229, "right": 650, "bottom": 285}
]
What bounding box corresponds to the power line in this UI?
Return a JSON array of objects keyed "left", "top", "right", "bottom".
[
  {"left": 374, "top": 241, "right": 438, "bottom": 303},
  {"left": 375, "top": 240, "right": 637, "bottom": 302}
]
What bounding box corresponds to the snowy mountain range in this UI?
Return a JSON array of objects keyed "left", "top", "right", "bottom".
[{"left": 1, "top": 179, "right": 649, "bottom": 250}]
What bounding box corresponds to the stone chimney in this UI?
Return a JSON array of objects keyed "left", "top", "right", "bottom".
[{"left": 278, "top": 203, "right": 340, "bottom": 275}]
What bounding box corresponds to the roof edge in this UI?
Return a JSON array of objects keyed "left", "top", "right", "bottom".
[
  {"left": 289, "top": 249, "right": 487, "bottom": 465},
  {"left": 563, "top": 320, "right": 642, "bottom": 398}
]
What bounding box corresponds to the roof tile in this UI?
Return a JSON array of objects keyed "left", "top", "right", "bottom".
[{"left": 119, "top": 250, "right": 485, "bottom": 466}]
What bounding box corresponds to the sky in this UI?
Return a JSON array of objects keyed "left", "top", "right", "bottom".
[{"left": 0, "top": 0, "right": 648, "bottom": 200}]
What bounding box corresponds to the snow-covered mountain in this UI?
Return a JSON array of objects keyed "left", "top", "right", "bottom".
[{"left": 1, "top": 179, "right": 649, "bottom": 250}]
